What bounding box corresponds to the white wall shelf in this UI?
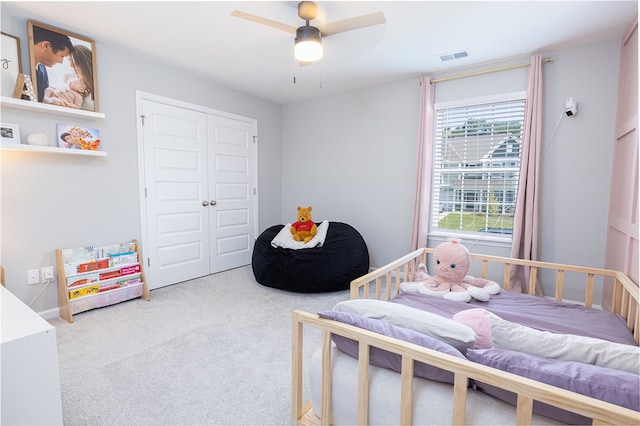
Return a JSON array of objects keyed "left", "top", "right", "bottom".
[
  {"left": 0, "top": 142, "right": 106, "bottom": 157},
  {"left": 0, "top": 96, "right": 106, "bottom": 119}
]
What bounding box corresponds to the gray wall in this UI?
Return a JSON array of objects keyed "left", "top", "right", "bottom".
[
  {"left": 1, "top": 5, "right": 283, "bottom": 315},
  {"left": 281, "top": 39, "right": 621, "bottom": 301},
  {"left": 281, "top": 78, "right": 420, "bottom": 269}
]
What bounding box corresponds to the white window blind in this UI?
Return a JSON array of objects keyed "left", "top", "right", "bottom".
[{"left": 430, "top": 94, "right": 525, "bottom": 238}]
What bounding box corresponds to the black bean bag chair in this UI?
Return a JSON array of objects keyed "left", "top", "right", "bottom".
[{"left": 252, "top": 222, "right": 369, "bottom": 293}]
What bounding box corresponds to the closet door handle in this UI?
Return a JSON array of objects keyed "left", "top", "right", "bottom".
[
  {"left": 202, "top": 201, "right": 210, "bottom": 206},
  {"left": 210, "top": 200, "right": 217, "bottom": 206}
]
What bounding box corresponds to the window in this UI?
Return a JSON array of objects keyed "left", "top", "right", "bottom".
[{"left": 430, "top": 93, "right": 525, "bottom": 239}]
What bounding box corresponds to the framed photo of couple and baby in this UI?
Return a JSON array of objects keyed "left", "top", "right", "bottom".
[{"left": 27, "top": 20, "right": 99, "bottom": 112}]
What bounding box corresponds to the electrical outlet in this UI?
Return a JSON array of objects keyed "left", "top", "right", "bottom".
[
  {"left": 27, "top": 269, "right": 40, "bottom": 285},
  {"left": 42, "top": 266, "right": 55, "bottom": 281}
]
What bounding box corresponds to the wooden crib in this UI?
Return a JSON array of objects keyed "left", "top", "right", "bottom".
[{"left": 292, "top": 248, "right": 639, "bottom": 425}]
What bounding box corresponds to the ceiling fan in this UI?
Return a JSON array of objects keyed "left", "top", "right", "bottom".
[{"left": 231, "top": 1, "right": 386, "bottom": 63}]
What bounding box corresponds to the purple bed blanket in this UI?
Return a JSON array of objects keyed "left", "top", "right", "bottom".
[
  {"left": 391, "top": 290, "right": 637, "bottom": 345},
  {"left": 387, "top": 291, "right": 638, "bottom": 424}
]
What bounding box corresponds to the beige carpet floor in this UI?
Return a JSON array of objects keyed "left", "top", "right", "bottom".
[{"left": 48, "top": 265, "right": 349, "bottom": 425}]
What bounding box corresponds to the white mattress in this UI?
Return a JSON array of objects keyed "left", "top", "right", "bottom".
[{"left": 310, "top": 345, "right": 563, "bottom": 425}]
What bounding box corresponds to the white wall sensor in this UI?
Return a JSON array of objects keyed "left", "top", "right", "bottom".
[{"left": 565, "top": 97, "right": 577, "bottom": 116}]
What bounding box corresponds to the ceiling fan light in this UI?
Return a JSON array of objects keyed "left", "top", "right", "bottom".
[{"left": 294, "top": 25, "right": 323, "bottom": 62}]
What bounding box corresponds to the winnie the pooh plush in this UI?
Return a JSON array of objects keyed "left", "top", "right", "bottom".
[
  {"left": 290, "top": 206, "right": 318, "bottom": 244},
  {"left": 400, "top": 238, "right": 501, "bottom": 302}
]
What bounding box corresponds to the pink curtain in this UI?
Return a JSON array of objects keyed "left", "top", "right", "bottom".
[
  {"left": 410, "top": 76, "right": 435, "bottom": 251},
  {"left": 509, "top": 55, "right": 544, "bottom": 295}
]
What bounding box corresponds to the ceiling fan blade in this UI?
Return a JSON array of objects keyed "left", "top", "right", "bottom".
[
  {"left": 318, "top": 11, "right": 386, "bottom": 37},
  {"left": 230, "top": 10, "right": 297, "bottom": 34}
]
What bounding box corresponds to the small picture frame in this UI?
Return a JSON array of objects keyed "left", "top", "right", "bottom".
[
  {"left": 56, "top": 124, "right": 101, "bottom": 151},
  {"left": 1, "top": 123, "right": 21, "bottom": 144},
  {"left": 1, "top": 32, "right": 22, "bottom": 98},
  {"left": 13, "top": 73, "right": 37, "bottom": 101}
]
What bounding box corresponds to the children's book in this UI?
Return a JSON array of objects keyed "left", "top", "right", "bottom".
[
  {"left": 118, "top": 277, "right": 142, "bottom": 287},
  {"left": 108, "top": 253, "right": 138, "bottom": 267},
  {"left": 98, "top": 242, "right": 136, "bottom": 259},
  {"left": 56, "top": 124, "right": 101, "bottom": 151},
  {"left": 120, "top": 265, "right": 141, "bottom": 276},
  {"left": 69, "top": 284, "right": 99, "bottom": 299},
  {"left": 67, "top": 273, "right": 99, "bottom": 288},
  {"left": 77, "top": 259, "right": 109, "bottom": 273}
]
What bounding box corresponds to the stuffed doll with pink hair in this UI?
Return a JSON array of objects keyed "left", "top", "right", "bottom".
[{"left": 400, "top": 239, "right": 501, "bottom": 302}]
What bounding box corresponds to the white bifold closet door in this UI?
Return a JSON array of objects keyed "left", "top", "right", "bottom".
[{"left": 139, "top": 97, "right": 257, "bottom": 290}]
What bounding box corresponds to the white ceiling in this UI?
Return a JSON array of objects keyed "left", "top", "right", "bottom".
[{"left": 4, "top": 1, "right": 638, "bottom": 104}]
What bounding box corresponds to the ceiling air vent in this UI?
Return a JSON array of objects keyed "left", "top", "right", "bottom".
[{"left": 439, "top": 50, "right": 469, "bottom": 62}]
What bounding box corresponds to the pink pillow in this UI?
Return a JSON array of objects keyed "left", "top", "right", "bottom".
[{"left": 453, "top": 308, "right": 493, "bottom": 349}]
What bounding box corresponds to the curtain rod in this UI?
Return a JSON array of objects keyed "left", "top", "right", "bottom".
[{"left": 427, "top": 57, "right": 552, "bottom": 84}]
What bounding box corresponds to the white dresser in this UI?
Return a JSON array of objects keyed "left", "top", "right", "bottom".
[{"left": 1, "top": 285, "right": 63, "bottom": 425}]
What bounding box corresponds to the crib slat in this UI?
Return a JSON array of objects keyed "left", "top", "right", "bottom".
[
  {"left": 585, "top": 274, "right": 594, "bottom": 308},
  {"left": 628, "top": 290, "right": 638, "bottom": 345},
  {"left": 395, "top": 271, "right": 398, "bottom": 297},
  {"left": 555, "top": 270, "right": 564, "bottom": 301},
  {"left": 503, "top": 263, "right": 511, "bottom": 290},
  {"left": 481, "top": 259, "right": 488, "bottom": 278},
  {"left": 515, "top": 394, "right": 534, "bottom": 425},
  {"left": 528, "top": 267, "right": 538, "bottom": 296},
  {"left": 385, "top": 272, "right": 391, "bottom": 300},
  {"left": 321, "top": 330, "right": 332, "bottom": 423},
  {"left": 389, "top": 268, "right": 400, "bottom": 296},
  {"left": 402, "top": 264, "right": 408, "bottom": 286},
  {"left": 451, "top": 374, "right": 468, "bottom": 425},
  {"left": 612, "top": 278, "right": 622, "bottom": 314},
  {"left": 622, "top": 290, "right": 630, "bottom": 318},
  {"left": 291, "top": 314, "right": 304, "bottom": 424},
  {"left": 358, "top": 343, "right": 370, "bottom": 425},
  {"left": 400, "top": 356, "right": 413, "bottom": 426}
]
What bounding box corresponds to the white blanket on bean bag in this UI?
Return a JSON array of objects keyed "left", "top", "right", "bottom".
[{"left": 271, "top": 220, "right": 329, "bottom": 249}]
